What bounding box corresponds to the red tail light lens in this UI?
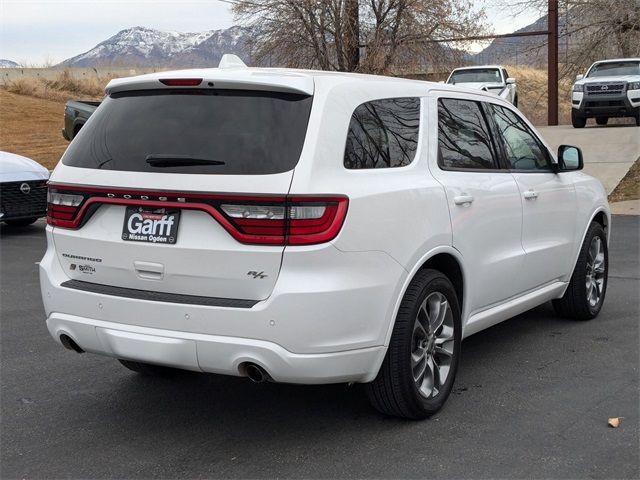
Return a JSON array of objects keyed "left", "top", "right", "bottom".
[
  {"left": 159, "top": 78, "right": 202, "bottom": 86},
  {"left": 219, "top": 197, "right": 348, "bottom": 245},
  {"left": 46, "top": 185, "right": 348, "bottom": 246},
  {"left": 47, "top": 190, "right": 86, "bottom": 227}
]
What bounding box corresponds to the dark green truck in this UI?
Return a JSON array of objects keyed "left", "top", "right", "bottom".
[{"left": 62, "top": 100, "right": 100, "bottom": 141}]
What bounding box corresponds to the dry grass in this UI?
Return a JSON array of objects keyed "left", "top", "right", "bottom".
[
  {"left": 506, "top": 66, "right": 573, "bottom": 126},
  {"left": 0, "top": 89, "right": 68, "bottom": 169},
  {"left": 609, "top": 157, "right": 640, "bottom": 202},
  {"left": 4, "top": 70, "right": 107, "bottom": 103}
]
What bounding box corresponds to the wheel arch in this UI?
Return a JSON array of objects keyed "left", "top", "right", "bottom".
[
  {"left": 72, "top": 121, "right": 85, "bottom": 138},
  {"left": 562, "top": 206, "right": 610, "bottom": 290},
  {"left": 383, "top": 246, "right": 467, "bottom": 347}
]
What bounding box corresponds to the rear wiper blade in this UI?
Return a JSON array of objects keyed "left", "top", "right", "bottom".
[{"left": 145, "top": 154, "right": 226, "bottom": 167}]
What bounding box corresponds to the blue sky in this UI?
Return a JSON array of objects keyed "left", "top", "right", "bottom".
[{"left": 0, "top": 0, "right": 542, "bottom": 64}]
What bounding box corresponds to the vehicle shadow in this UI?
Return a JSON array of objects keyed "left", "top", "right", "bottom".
[
  {"left": 81, "top": 302, "right": 571, "bottom": 436},
  {"left": 0, "top": 220, "right": 45, "bottom": 238}
]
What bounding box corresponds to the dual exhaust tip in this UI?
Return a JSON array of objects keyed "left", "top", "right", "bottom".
[
  {"left": 59, "top": 334, "right": 84, "bottom": 353},
  {"left": 244, "top": 363, "right": 271, "bottom": 383}
]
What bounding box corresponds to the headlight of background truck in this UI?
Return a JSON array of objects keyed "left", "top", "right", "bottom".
[{"left": 573, "top": 84, "right": 584, "bottom": 92}]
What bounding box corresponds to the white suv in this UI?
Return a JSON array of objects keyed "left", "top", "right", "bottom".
[{"left": 40, "top": 59, "right": 610, "bottom": 419}]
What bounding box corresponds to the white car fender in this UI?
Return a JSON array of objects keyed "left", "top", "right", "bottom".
[{"left": 382, "top": 245, "right": 468, "bottom": 347}]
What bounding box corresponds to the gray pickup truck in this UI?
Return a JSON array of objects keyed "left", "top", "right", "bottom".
[{"left": 62, "top": 100, "right": 100, "bottom": 141}]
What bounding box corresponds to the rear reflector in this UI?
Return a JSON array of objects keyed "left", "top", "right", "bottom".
[
  {"left": 46, "top": 185, "right": 348, "bottom": 246},
  {"left": 159, "top": 78, "right": 203, "bottom": 86}
]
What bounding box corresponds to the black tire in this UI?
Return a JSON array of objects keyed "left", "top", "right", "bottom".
[
  {"left": 4, "top": 217, "right": 38, "bottom": 227},
  {"left": 366, "top": 269, "right": 462, "bottom": 419},
  {"left": 553, "top": 222, "right": 608, "bottom": 320},
  {"left": 572, "top": 110, "right": 587, "bottom": 128},
  {"left": 596, "top": 116, "right": 608, "bottom": 126},
  {"left": 635, "top": 115, "right": 640, "bottom": 127},
  {"left": 118, "top": 359, "right": 182, "bottom": 376}
]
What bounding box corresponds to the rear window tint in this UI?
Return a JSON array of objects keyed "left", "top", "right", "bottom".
[
  {"left": 344, "top": 97, "right": 420, "bottom": 169},
  {"left": 62, "top": 89, "right": 313, "bottom": 175}
]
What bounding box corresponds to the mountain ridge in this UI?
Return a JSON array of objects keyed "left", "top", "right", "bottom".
[{"left": 61, "top": 25, "right": 252, "bottom": 68}]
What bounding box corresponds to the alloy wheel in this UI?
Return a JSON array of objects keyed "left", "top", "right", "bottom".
[{"left": 411, "top": 292, "right": 455, "bottom": 399}]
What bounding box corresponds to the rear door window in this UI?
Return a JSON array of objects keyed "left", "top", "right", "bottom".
[
  {"left": 343, "top": 97, "right": 420, "bottom": 169},
  {"left": 62, "top": 89, "right": 313, "bottom": 175},
  {"left": 437, "top": 98, "right": 499, "bottom": 170}
]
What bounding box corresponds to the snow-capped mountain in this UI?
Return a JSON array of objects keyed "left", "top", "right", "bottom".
[
  {"left": 61, "top": 26, "right": 252, "bottom": 67},
  {"left": 0, "top": 59, "right": 20, "bottom": 68}
]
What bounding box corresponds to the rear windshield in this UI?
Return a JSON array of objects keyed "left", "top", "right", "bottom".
[
  {"left": 448, "top": 69, "right": 502, "bottom": 84},
  {"left": 62, "top": 89, "right": 313, "bottom": 175}
]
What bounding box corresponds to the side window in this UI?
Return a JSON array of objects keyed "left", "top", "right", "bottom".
[
  {"left": 437, "top": 98, "right": 498, "bottom": 170},
  {"left": 490, "top": 104, "right": 551, "bottom": 171},
  {"left": 344, "top": 97, "right": 420, "bottom": 169}
]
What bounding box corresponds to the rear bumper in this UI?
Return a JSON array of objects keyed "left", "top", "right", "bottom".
[
  {"left": 47, "top": 313, "right": 385, "bottom": 383},
  {"left": 40, "top": 228, "right": 406, "bottom": 383}
]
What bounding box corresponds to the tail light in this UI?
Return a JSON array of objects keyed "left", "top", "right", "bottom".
[
  {"left": 47, "top": 184, "right": 348, "bottom": 246},
  {"left": 47, "top": 190, "right": 86, "bottom": 227}
]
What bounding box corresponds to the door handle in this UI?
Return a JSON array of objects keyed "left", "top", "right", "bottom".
[
  {"left": 523, "top": 190, "right": 539, "bottom": 200},
  {"left": 453, "top": 195, "right": 474, "bottom": 206}
]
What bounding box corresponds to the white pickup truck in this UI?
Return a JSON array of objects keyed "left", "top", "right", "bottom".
[
  {"left": 446, "top": 65, "right": 518, "bottom": 106},
  {"left": 571, "top": 58, "right": 640, "bottom": 128}
]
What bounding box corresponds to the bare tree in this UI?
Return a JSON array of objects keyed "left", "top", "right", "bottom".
[
  {"left": 232, "top": 0, "right": 488, "bottom": 74},
  {"left": 492, "top": 0, "right": 640, "bottom": 71}
]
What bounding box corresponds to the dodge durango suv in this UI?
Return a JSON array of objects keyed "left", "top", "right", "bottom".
[{"left": 41, "top": 56, "right": 610, "bottom": 419}]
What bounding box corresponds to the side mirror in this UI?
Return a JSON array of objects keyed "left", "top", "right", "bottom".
[
  {"left": 576, "top": 74, "right": 584, "bottom": 81},
  {"left": 557, "top": 145, "right": 583, "bottom": 171},
  {"left": 506, "top": 77, "right": 516, "bottom": 84}
]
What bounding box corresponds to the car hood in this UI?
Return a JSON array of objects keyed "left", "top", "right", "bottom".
[
  {"left": 577, "top": 75, "right": 640, "bottom": 85},
  {"left": 0, "top": 151, "right": 49, "bottom": 182}
]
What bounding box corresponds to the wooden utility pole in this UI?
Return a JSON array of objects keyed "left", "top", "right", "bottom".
[
  {"left": 344, "top": 0, "right": 360, "bottom": 71},
  {"left": 548, "top": 0, "right": 559, "bottom": 125}
]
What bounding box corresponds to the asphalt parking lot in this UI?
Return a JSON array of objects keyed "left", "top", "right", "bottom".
[{"left": 1, "top": 216, "right": 638, "bottom": 479}]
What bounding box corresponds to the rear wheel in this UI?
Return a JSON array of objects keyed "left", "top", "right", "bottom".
[
  {"left": 118, "top": 359, "right": 183, "bottom": 376},
  {"left": 572, "top": 110, "right": 586, "bottom": 128},
  {"left": 4, "top": 217, "right": 38, "bottom": 227},
  {"left": 366, "top": 269, "right": 461, "bottom": 419},
  {"left": 635, "top": 115, "right": 640, "bottom": 127},
  {"left": 596, "top": 116, "right": 608, "bottom": 126},
  {"left": 553, "top": 222, "right": 608, "bottom": 320}
]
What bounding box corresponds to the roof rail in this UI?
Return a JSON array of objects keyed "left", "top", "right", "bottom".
[{"left": 219, "top": 54, "right": 248, "bottom": 69}]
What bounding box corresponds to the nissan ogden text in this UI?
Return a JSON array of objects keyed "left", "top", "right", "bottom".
[{"left": 40, "top": 55, "right": 610, "bottom": 419}]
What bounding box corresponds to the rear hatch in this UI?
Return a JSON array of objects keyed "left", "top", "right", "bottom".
[{"left": 48, "top": 84, "right": 314, "bottom": 302}]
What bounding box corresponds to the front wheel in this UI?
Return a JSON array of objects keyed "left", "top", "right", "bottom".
[
  {"left": 635, "top": 115, "right": 640, "bottom": 127},
  {"left": 572, "top": 110, "right": 587, "bottom": 128},
  {"left": 553, "top": 222, "right": 608, "bottom": 320},
  {"left": 366, "top": 269, "right": 461, "bottom": 419}
]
